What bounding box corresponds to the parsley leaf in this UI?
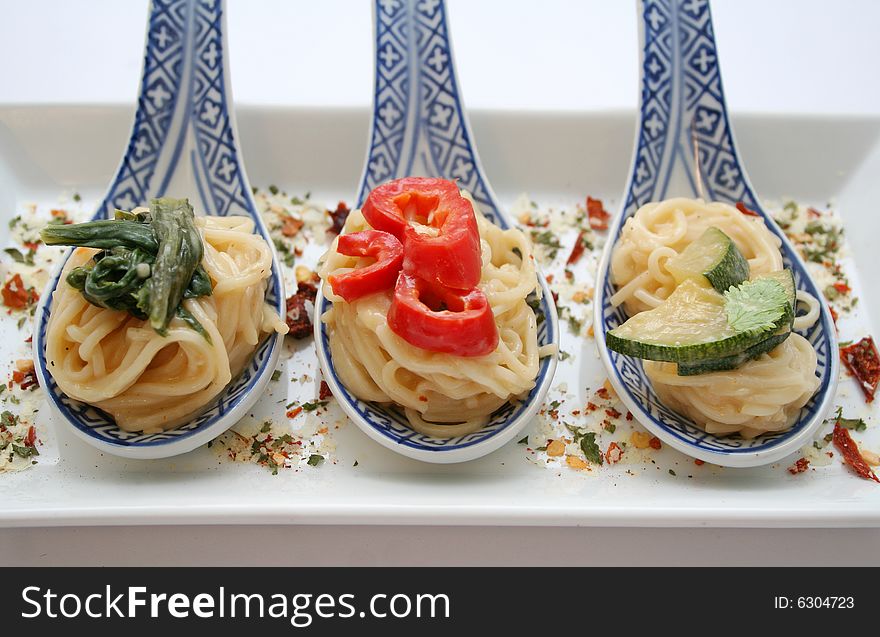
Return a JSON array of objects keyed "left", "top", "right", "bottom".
[
  {"left": 4, "top": 248, "right": 35, "bottom": 266},
  {"left": 579, "top": 432, "right": 603, "bottom": 465},
  {"left": 724, "top": 278, "right": 787, "bottom": 335}
]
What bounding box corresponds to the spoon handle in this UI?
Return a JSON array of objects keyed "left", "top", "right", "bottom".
[
  {"left": 99, "top": 0, "right": 257, "bottom": 221},
  {"left": 627, "top": 0, "right": 759, "bottom": 217},
  {"left": 360, "top": 0, "right": 504, "bottom": 222}
]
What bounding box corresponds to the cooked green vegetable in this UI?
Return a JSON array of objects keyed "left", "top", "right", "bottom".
[
  {"left": 606, "top": 270, "right": 795, "bottom": 365},
  {"left": 42, "top": 218, "right": 158, "bottom": 252},
  {"left": 676, "top": 328, "right": 791, "bottom": 375},
  {"left": 40, "top": 197, "right": 211, "bottom": 337},
  {"left": 665, "top": 226, "right": 749, "bottom": 292},
  {"left": 147, "top": 198, "right": 204, "bottom": 333}
]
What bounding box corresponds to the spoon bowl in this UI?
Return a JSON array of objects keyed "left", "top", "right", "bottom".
[
  {"left": 32, "top": 0, "right": 284, "bottom": 459},
  {"left": 593, "top": 0, "right": 838, "bottom": 467},
  {"left": 314, "top": 0, "right": 559, "bottom": 463}
]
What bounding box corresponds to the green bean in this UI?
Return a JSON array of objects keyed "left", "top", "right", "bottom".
[
  {"left": 41, "top": 220, "right": 158, "bottom": 252},
  {"left": 147, "top": 198, "right": 203, "bottom": 334},
  {"left": 185, "top": 265, "right": 213, "bottom": 298},
  {"left": 176, "top": 305, "right": 211, "bottom": 344},
  {"left": 49, "top": 198, "right": 213, "bottom": 339}
]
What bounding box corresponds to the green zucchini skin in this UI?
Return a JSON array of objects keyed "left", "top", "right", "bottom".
[
  {"left": 607, "top": 269, "right": 797, "bottom": 365},
  {"left": 675, "top": 329, "right": 791, "bottom": 375},
  {"left": 703, "top": 233, "right": 750, "bottom": 292},
  {"left": 666, "top": 227, "right": 749, "bottom": 292},
  {"left": 606, "top": 325, "right": 780, "bottom": 364}
]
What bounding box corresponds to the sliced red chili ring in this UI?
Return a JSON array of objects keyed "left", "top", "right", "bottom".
[
  {"left": 362, "top": 177, "right": 482, "bottom": 290},
  {"left": 840, "top": 336, "right": 880, "bottom": 403},
  {"left": 328, "top": 230, "right": 403, "bottom": 302},
  {"left": 833, "top": 423, "right": 879, "bottom": 483},
  {"left": 387, "top": 272, "right": 498, "bottom": 357}
]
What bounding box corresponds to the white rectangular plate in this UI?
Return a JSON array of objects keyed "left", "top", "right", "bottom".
[{"left": 1, "top": 105, "right": 879, "bottom": 527}]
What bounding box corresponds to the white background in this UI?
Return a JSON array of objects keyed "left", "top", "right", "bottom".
[
  {"left": 1, "top": 0, "right": 879, "bottom": 566},
  {"left": 2, "top": 0, "right": 879, "bottom": 115}
]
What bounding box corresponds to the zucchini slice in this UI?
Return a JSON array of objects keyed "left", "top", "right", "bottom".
[
  {"left": 665, "top": 226, "right": 749, "bottom": 292},
  {"left": 675, "top": 328, "right": 791, "bottom": 376},
  {"left": 606, "top": 269, "right": 796, "bottom": 364}
]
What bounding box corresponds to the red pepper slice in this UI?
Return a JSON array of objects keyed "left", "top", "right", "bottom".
[
  {"left": 736, "top": 202, "right": 761, "bottom": 217},
  {"left": 328, "top": 230, "right": 403, "bottom": 302},
  {"left": 566, "top": 231, "right": 588, "bottom": 265},
  {"left": 840, "top": 336, "right": 880, "bottom": 403},
  {"left": 2, "top": 273, "right": 37, "bottom": 310},
  {"left": 387, "top": 272, "right": 498, "bottom": 357},
  {"left": 833, "top": 423, "right": 879, "bottom": 483},
  {"left": 362, "top": 177, "right": 481, "bottom": 289},
  {"left": 587, "top": 196, "right": 610, "bottom": 230}
]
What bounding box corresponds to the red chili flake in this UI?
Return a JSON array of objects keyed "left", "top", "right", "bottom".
[
  {"left": 787, "top": 457, "right": 810, "bottom": 475},
  {"left": 830, "top": 306, "right": 839, "bottom": 328},
  {"left": 807, "top": 207, "right": 822, "bottom": 218},
  {"left": 648, "top": 436, "right": 662, "bottom": 450},
  {"left": 625, "top": 411, "right": 633, "bottom": 421},
  {"left": 571, "top": 409, "right": 581, "bottom": 416},
  {"left": 840, "top": 336, "right": 880, "bottom": 402},
  {"left": 11, "top": 370, "right": 24, "bottom": 384},
  {"left": 285, "top": 281, "right": 318, "bottom": 339},
  {"left": 735, "top": 202, "right": 761, "bottom": 217},
  {"left": 833, "top": 282, "right": 850, "bottom": 295},
  {"left": 23, "top": 241, "right": 41, "bottom": 251},
  {"left": 605, "top": 407, "right": 621, "bottom": 419},
  {"left": 24, "top": 425, "right": 36, "bottom": 447},
  {"left": 319, "top": 380, "right": 332, "bottom": 401},
  {"left": 281, "top": 215, "right": 304, "bottom": 238},
  {"left": 694, "top": 459, "right": 705, "bottom": 466},
  {"left": 326, "top": 201, "right": 350, "bottom": 236},
  {"left": 605, "top": 441, "right": 623, "bottom": 464},
  {"left": 545, "top": 274, "right": 554, "bottom": 284},
  {"left": 2, "top": 274, "right": 38, "bottom": 310},
  {"left": 50, "top": 209, "right": 71, "bottom": 223},
  {"left": 595, "top": 387, "right": 610, "bottom": 400},
  {"left": 586, "top": 196, "right": 610, "bottom": 231},
  {"left": 566, "top": 231, "right": 587, "bottom": 265},
  {"left": 418, "top": 395, "right": 428, "bottom": 402},
  {"left": 286, "top": 406, "right": 303, "bottom": 419},
  {"left": 551, "top": 290, "right": 559, "bottom": 304},
  {"left": 585, "top": 402, "right": 599, "bottom": 413},
  {"left": 833, "top": 423, "right": 879, "bottom": 483}
]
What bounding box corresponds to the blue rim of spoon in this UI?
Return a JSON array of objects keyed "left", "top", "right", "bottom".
[
  {"left": 32, "top": 0, "right": 285, "bottom": 458},
  {"left": 314, "top": 0, "right": 559, "bottom": 462},
  {"left": 593, "top": 0, "right": 838, "bottom": 467}
]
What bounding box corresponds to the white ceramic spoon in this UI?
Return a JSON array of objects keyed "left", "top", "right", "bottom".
[
  {"left": 593, "top": 0, "right": 838, "bottom": 467},
  {"left": 32, "top": 0, "right": 284, "bottom": 459},
  {"left": 314, "top": 0, "right": 560, "bottom": 463}
]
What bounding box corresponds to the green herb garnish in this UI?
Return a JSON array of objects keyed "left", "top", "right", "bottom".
[
  {"left": 302, "top": 400, "right": 328, "bottom": 412},
  {"left": 579, "top": 432, "right": 603, "bottom": 465},
  {"left": 4, "top": 248, "right": 35, "bottom": 266},
  {"left": 41, "top": 198, "right": 210, "bottom": 337},
  {"left": 724, "top": 278, "right": 787, "bottom": 335}
]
